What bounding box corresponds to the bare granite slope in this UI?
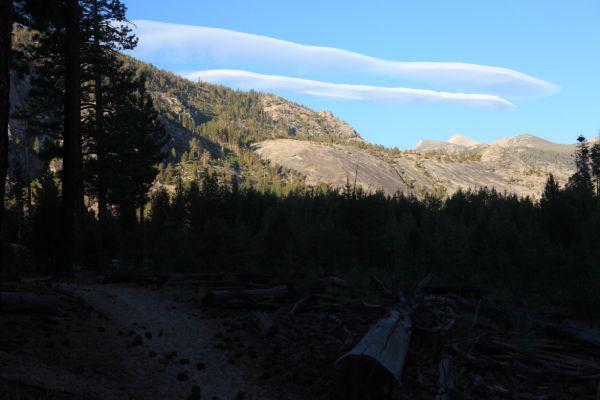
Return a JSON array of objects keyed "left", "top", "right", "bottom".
[
  {"left": 254, "top": 133, "right": 577, "bottom": 198},
  {"left": 253, "top": 139, "right": 409, "bottom": 194}
]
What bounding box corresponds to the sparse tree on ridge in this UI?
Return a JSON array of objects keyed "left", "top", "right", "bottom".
[{"left": 567, "top": 135, "right": 593, "bottom": 198}]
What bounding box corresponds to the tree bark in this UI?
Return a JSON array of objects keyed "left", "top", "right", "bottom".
[
  {"left": 56, "top": 0, "right": 80, "bottom": 278},
  {"left": 93, "top": 0, "right": 107, "bottom": 269},
  {"left": 0, "top": 0, "right": 13, "bottom": 304}
]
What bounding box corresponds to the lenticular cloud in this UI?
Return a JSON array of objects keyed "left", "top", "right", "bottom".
[
  {"left": 186, "top": 69, "right": 514, "bottom": 109},
  {"left": 133, "top": 20, "right": 557, "bottom": 98}
]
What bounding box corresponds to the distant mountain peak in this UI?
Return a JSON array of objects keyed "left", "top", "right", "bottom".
[
  {"left": 447, "top": 134, "right": 481, "bottom": 147},
  {"left": 491, "top": 134, "right": 571, "bottom": 152}
]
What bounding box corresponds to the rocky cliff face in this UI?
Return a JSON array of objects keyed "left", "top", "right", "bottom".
[
  {"left": 7, "top": 73, "right": 44, "bottom": 179},
  {"left": 260, "top": 94, "right": 361, "bottom": 141}
]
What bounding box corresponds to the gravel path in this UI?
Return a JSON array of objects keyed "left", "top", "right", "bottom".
[{"left": 57, "top": 283, "right": 266, "bottom": 400}]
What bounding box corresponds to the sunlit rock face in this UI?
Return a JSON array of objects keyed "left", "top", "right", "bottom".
[{"left": 254, "top": 133, "right": 577, "bottom": 198}]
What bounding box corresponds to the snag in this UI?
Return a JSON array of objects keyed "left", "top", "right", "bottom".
[{"left": 334, "top": 303, "right": 412, "bottom": 400}]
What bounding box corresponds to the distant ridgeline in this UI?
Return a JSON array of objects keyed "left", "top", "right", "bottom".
[{"left": 9, "top": 27, "right": 581, "bottom": 198}]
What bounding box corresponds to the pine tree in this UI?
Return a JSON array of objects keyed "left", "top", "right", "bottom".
[
  {"left": 16, "top": 0, "right": 81, "bottom": 276},
  {"left": 30, "top": 171, "right": 60, "bottom": 270},
  {"left": 541, "top": 173, "right": 560, "bottom": 205},
  {"left": 75, "top": 0, "right": 137, "bottom": 265},
  {"left": 54, "top": 0, "right": 81, "bottom": 277},
  {"left": 80, "top": 0, "right": 136, "bottom": 227},
  {"left": 567, "top": 135, "right": 593, "bottom": 198},
  {"left": 104, "top": 73, "right": 167, "bottom": 227}
]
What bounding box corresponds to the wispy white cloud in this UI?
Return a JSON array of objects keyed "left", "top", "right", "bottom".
[
  {"left": 185, "top": 69, "right": 514, "bottom": 108},
  {"left": 133, "top": 20, "right": 558, "bottom": 98}
]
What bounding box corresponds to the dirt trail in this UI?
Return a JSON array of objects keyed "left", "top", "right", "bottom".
[{"left": 56, "top": 282, "right": 267, "bottom": 400}]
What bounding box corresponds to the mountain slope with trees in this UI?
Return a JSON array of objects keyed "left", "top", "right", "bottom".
[
  {"left": 121, "top": 60, "right": 580, "bottom": 199},
  {"left": 8, "top": 33, "right": 581, "bottom": 200}
]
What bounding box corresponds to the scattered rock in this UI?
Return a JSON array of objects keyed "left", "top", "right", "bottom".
[
  {"left": 179, "top": 358, "right": 190, "bottom": 365},
  {"left": 145, "top": 331, "right": 152, "bottom": 340},
  {"left": 196, "top": 361, "right": 206, "bottom": 371},
  {"left": 149, "top": 351, "right": 157, "bottom": 358}
]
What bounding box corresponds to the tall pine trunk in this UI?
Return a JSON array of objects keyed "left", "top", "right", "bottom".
[
  {"left": 93, "top": 0, "right": 107, "bottom": 268},
  {"left": 0, "top": 0, "right": 13, "bottom": 297},
  {"left": 57, "top": 0, "right": 80, "bottom": 278}
]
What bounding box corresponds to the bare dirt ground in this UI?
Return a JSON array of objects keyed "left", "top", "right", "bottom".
[
  {"left": 0, "top": 273, "right": 386, "bottom": 400},
  {"left": 0, "top": 279, "right": 274, "bottom": 400},
  {"left": 3, "top": 275, "right": 598, "bottom": 400}
]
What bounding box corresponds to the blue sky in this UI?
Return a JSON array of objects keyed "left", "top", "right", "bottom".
[{"left": 123, "top": 0, "right": 600, "bottom": 149}]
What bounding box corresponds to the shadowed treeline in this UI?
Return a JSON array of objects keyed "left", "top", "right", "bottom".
[{"left": 6, "top": 155, "right": 600, "bottom": 322}]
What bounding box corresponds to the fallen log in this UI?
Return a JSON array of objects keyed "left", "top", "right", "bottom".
[
  {"left": 334, "top": 303, "right": 412, "bottom": 400},
  {"left": 546, "top": 319, "right": 600, "bottom": 348},
  {"left": 451, "top": 295, "right": 600, "bottom": 349},
  {"left": 203, "top": 285, "right": 290, "bottom": 306},
  {"left": 0, "top": 292, "right": 59, "bottom": 315}
]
